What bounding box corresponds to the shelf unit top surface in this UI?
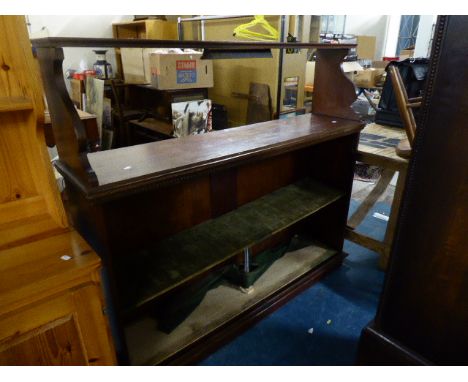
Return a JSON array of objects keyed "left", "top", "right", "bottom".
[{"left": 82, "top": 114, "right": 363, "bottom": 198}]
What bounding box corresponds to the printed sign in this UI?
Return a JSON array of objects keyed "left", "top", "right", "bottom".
[{"left": 176, "top": 60, "right": 197, "bottom": 84}]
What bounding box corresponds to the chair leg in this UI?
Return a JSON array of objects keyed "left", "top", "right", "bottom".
[
  {"left": 348, "top": 168, "right": 396, "bottom": 230},
  {"left": 379, "top": 167, "right": 408, "bottom": 269}
]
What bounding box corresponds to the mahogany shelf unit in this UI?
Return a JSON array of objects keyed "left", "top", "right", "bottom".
[
  {"left": 118, "top": 177, "right": 343, "bottom": 314},
  {"left": 32, "top": 37, "right": 364, "bottom": 364}
]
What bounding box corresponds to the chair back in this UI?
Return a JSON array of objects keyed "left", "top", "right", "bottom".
[{"left": 388, "top": 65, "right": 421, "bottom": 147}]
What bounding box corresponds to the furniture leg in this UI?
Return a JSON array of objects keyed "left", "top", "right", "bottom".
[
  {"left": 362, "top": 89, "right": 378, "bottom": 112},
  {"left": 379, "top": 167, "right": 407, "bottom": 269},
  {"left": 348, "top": 168, "right": 395, "bottom": 229}
]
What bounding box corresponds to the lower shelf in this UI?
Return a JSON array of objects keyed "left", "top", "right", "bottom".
[
  {"left": 124, "top": 240, "right": 339, "bottom": 365},
  {"left": 119, "top": 178, "right": 343, "bottom": 314}
]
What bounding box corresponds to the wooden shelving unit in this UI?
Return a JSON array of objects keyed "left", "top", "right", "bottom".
[
  {"left": 112, "top": 19, "right": 177, "bottom": 78},
  {"left": 32, "top": 36, "right": 363, "bottom": 364},
  {"left": 0, "top": 96, "right": 34, "bottom": 113},
  {"left": 0, "top": 16, "right": 116, "bottom": 366}
]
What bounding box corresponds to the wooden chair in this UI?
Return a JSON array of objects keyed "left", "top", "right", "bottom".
[
  {"left": 388, "top": 65, "right": 422, "bottom": 158},
  {"left": 345, "top": 66, "right": 424, "bottom": 269}
]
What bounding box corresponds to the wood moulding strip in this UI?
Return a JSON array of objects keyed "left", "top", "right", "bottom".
[
  {"left": 118, "top": 177, "right": 343, "bottom": 314},
  {"left": 0, "top": 196, "right": 47, "bottom": 225},
  {"left": 0, "top": 96, "right": 34, "bottom": 113}
]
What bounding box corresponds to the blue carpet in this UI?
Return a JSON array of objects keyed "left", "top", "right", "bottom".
[{"left": 199, "top": 199, "right": 389, "bottom": 365}]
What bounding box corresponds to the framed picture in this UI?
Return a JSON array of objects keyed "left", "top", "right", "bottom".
[{"left": 171, "top": 99, "right": 212, "bottom": 138}]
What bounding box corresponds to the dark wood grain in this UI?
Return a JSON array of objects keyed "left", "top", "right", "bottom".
[
  {"left": 210, "top": 168, "right": 237, "bottom": 218},
  {"left": 357, "top": 323, "right": 433, "bottom": 365},
  {"left": 79, "top": 114, "right": 363, "bottom": 200},
  {"left": 31, "top": 37, "right": 355, "bottom": 50},
  {"left": 43, "top": 109, "right": 100, "bottom": 150},
  {"left": 62, "top": 131, "right": 361, "bottom": 363},
  {"left": 35, "top": 47, "right": 97, "bottom": 186},
  {"left": 117, "top": 178, "right": 342, "bottom": 312},
  {"left": 358, "top": 15, "right": 468, "bottom": 366},
  {"left": 35, "top": 34, "right": 364, "bottom": 364},
  {"left": 312, "top": 49, "right": 360, "bottom": 121},
  {"left": 35, "top": 36, "right": 360, "bottom": 201}
]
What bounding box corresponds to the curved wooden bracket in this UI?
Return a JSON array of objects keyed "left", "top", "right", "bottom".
[
  {"left": 312, "top": 48, "right": 361, "bottom": 121},
  {"left": 36, "top": 47, "right": 98, "bottom": 187}
]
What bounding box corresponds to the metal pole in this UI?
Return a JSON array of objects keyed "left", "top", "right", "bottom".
[
  {"left": 178, "top": 15, "right": 254, "bottom": 42},
  {"left": 177, "top": 17, "right": 183, "bottom": 41},
  {"left": 201, "top": 18, "right": 206, "bottom": 41},
  {"left": 179, "top": 15, "right": 252, "bottom": 23},
  {"left": 243, "top": 247, "right": 251, "bottom": 273},
  {"left": 276, "top": 15, "right": 286, "bottom": 119}
]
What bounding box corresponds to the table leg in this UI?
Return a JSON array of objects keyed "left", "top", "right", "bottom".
[
  {"left": 379, "top": 167, "right": 408, "bottom": 269},
  {"left": 348, "top": 168, "right": 395, "bottom": 229},
  {"left": 362, "top": 89, "right": 378, "bottom": 112}
]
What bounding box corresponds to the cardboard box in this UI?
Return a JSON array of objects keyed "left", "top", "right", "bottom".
[
  {"left": 149, "top": 52, "right": 213, "bottom": 90},
  {"left": 354, "top": 67, "right": 386, "bottom": 88},
  {"left": 399, "top": 48, "right": 415, "bottom": 60},
  {"left": 357, "top": 35, "right": 377, "bottom": 60},
  {"left": 70, "top": 79, "right": 84, "bottom": 109},
  {"left": 372, "top": 60, "right": 390, "bottom": 69},
  {"left": 342, "top": 61, "right": 364, "bottom": 82},
  {"left": 305, "top": 61, "right": 316, "bottom": 86},
  {"left": 121, "top": 48, "right": 156, "bottom": 84},
  {"left": 113, "top": 19, "right": 177, "bottom": 40}
]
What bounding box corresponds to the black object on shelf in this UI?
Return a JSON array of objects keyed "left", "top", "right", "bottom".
[
  {"left": 211, "top": 103, "right": 229, "bottom": 130},
  {"left": 375, "top": 58, "right": 429, "bottom": 128}
]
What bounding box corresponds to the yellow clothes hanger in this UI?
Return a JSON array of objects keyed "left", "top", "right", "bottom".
[{"left": 233, "top": 15, "right": 279, "bottom": 41}]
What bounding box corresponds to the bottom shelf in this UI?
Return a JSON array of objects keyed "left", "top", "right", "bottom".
[
  {"left": 124, "top": 240, "right": 339, "bottom": 365},
  {"left": 119, "top": 178, "right": 343, "bottom": 313}
]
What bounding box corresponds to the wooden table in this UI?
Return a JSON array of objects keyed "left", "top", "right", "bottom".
[
  {"left": 345, "top": 123, "right": 409, "bottom": 269},
  {"left": 44, "top": 109, "right": 100, "bottom": 150},
  {"left": 127, "top": 117, "right": 174, "bottom": 145}
]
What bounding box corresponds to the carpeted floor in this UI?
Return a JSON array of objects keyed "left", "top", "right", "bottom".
[{"left": 199, "top": 199, "right": 388, "bottom": 365}]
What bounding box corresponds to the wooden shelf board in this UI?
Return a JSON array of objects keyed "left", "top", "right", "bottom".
[
  {"left": 129, "top": 118, "right": 173, "bottom": 137},
  {"left": 0, "top": 213, "right": 65, "bottom": 251},
  {"left": 0, "top": 230, "right": 100, "bottom": 315},
  {"left": 0, "top": 97, "right": 33, "bottom": 113},
  {"left": 80, "top": 114, "right": 363, "bottom": 201},
  {"left": 112, "top": 20, "right": 147, "bottom": 26},
  {"left": 31, "top": 37, "right": 356, "bottom": 50},
  {"left": 125, "top": 240, "right": 338, "bottom": 365},
  {"left": 119, "top": 177, "right": 343, "bottom": 314}
]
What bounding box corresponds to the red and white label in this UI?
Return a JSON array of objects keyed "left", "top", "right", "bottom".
[{"left": 176, "top": 60, "right": 196, "bottom": 70}]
